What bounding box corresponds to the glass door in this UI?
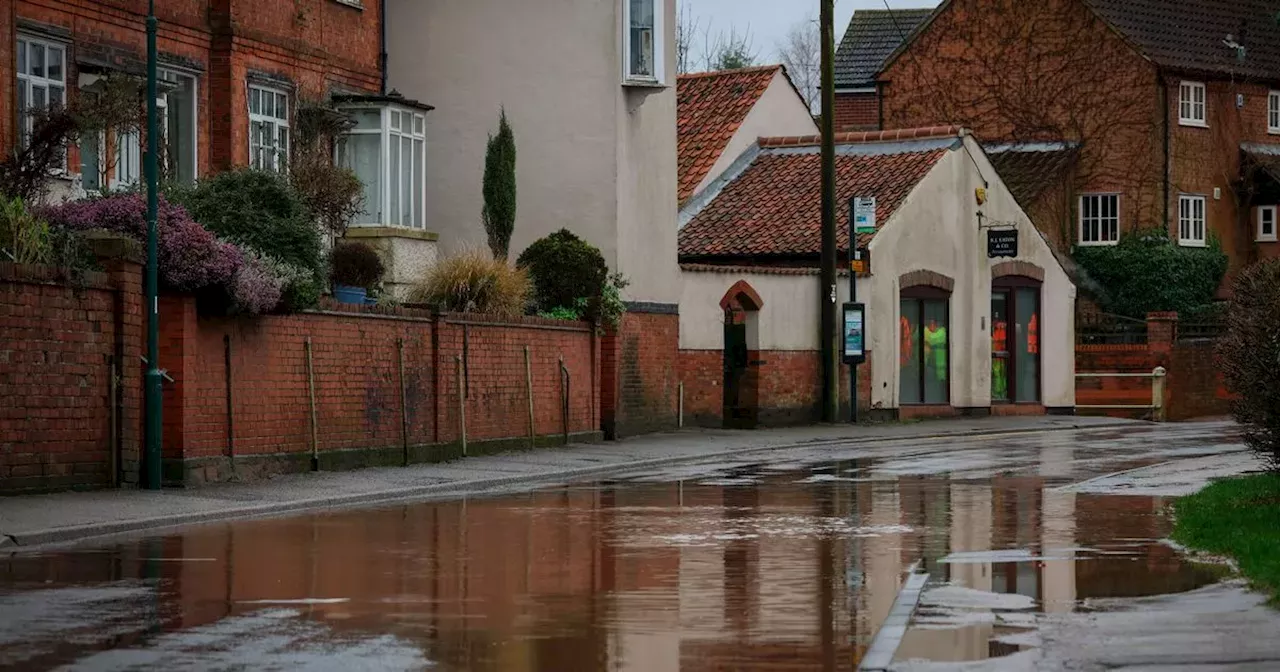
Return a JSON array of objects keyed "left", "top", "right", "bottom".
[{"left": 991, "top": 282, "right": 1041, "bottom": 403}]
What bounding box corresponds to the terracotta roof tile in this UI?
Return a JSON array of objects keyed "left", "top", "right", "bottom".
[
  {"left": 677, "top": 66, "right": 782, "bottom": 205},
  {"left": 679, "top": 132, "right": 954, "bottom": 259}
]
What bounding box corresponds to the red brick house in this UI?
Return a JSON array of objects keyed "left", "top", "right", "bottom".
[
  {"left": 832, "top": 8, "right": 933, "bottom": 133},
  {"left": 2, "top": 0, "right": 383, "bottom": 194},
  {"left": 878, "top": 0, "right": 1280, "bottom": 277}
]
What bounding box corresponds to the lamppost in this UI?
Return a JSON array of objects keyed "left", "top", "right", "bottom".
[{"left": 143, "top": 0, "right": 162, "bottom": 490}]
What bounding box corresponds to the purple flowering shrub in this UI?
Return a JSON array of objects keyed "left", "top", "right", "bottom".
[
  {"left": 41, "top": 194, "right": 241, "bottom": 292},
  {"left": 230, "top": 251, "right": 284, "bottom": 315}
]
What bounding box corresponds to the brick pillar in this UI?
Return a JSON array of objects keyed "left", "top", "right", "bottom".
[
  {"left": 600, "top": 327, "right": 620, "bottom": 440},
  {"left": 160, "top": 294, "right": 199, "bottom": 483},
  {"left": 86, "top": 233, "right": 145, "bottom": 486},
  {"left": 1146, "top": 312, "right": 1179, "bottom": 354}
]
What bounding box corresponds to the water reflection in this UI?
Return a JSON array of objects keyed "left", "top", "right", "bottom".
[{"left": 0, "top": 460, "right": 1222, "bottom": 671}]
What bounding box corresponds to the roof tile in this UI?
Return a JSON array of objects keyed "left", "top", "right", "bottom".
[
  {"left": 679, "top": 136, "right": 951, "bottom": 259},
  {"left": 835, "top": 8, "right": 936, "bottom": 89},
  {"left": 677, "top": 66, "right": 783, "bottom": 205}
]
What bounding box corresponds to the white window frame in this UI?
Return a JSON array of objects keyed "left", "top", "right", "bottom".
[
  {"left": 1078, "top": 193, "right": 1120, "bottom": 246},
  {"left": 622, "top": 0, "right": 665, "bottom": 86},
  {"left": 1258, "top": 206, "right": 1277, "bottom": 242},
  {"left": 159, "top": 67, "right": 199, "bottom": 184},
  {"left": 1178, "top": 194, "right": 1207, "bottom": 247},
  {"left": 247, "top": 83, "right": 290, "bottom": 173},
  {"left": 16, "top": 34, "right": 69, "bottom": 170},
  {"left": 337, "top": 104, "right": 428, "bottom": 230},
  {"left": 1269, "top": 91, "right": 1280, "bottom": 135},
  {"left": 1179, "top": 81, "right": 1207, "bottom": 127}
]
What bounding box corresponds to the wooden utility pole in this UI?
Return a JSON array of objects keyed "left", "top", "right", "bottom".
[{"left": 819, "top": 0, "right": 839, "bottom": 423}]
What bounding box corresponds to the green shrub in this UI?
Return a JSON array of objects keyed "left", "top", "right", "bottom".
[
  {"left": 1218, "top": 259, "right": 1280, "bottom": 464},
  {"left": 0, "top": 197, "right": 51, "bottom": 264},
  {"left": 1073, "top": 229, "right": 1228, "bottom": 319},
  {"left": 329, "top": 242, "right": 385, "bottom": 290},
  {"left": 517, "top": 229, "right": 608, "bottom": 313},
  {"left": 410, "top": 248, "right": 529, "bottom": 317},
  {"left": 170, "top": 169, "right": 324, "bottom": 274}
]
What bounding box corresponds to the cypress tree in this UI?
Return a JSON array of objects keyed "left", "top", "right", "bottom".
[{"left": 482, "top": 109, "right": 516, "bottom": 259}]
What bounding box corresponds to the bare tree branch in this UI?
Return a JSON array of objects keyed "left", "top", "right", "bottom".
[{"left": 777, "top": 17, "right": 820, "bottom": 114}]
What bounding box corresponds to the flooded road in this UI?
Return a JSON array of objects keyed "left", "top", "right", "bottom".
[{"left": 0, "top": 422, "right": 1256, "bottom": 670}]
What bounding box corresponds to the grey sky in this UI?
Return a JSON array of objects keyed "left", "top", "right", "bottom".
[{"left": 681, "top": 0, "right": 937, "bottom": 66}]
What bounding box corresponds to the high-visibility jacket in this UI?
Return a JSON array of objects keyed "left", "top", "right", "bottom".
[
  {"left": 1028, "top": 314, "right": 1039, "bottom": 355},
  {"left": 900, "top": 316, "right": 913, "bottom": 365},
  {"left": 993, "top": 320, "right": 1008, "bottom": 351}
]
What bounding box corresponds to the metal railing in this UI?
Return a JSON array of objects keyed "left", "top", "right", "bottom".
[
  {"left": 1076, "top": 367, "right": 1166, "bottom": 421},
  {"left": 1076, "top": 312, "right": 1148, "bottom": 345}
]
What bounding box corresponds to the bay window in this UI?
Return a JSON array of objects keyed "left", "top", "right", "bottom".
[
  {"left": 160, "top": 69, "right": 199, "bottom": 184},
  {"left": 336, "top": 99, "right": 429, "bottom": 229}
]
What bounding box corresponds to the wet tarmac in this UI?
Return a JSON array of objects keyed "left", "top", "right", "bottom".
[{"left": 0, "top": 422, "right": 1263, "bottom": 671}]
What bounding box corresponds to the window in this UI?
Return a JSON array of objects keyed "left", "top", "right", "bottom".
[
  {"left": 160, "top": 69, "right": 199, "bottom": 184},
  {"left": 900, "top": 291, "right": 949, "bottom": 405},
  {"left": 1258, "top": 206, "right": 1277, "bottom": 242},
  {"left": 1179, "top": 81, "right": 1207, "bottom": 126},
  {"left": 992, "top": 281, "right": 1041, "bottom": 404},
  {"left": 1270, "top": 91, "right": 1280, "bottom": 134},
  {"left": 1079, "top": 194, "right": 1120, "bottom": 245},
  {"left": 79, "top": 130, "right": 141, "bottom": 192},
  {"left": 16, "top": 35, "right": 68, "bottom": 169},
  {"left": 337, "top": 104, "right": 428, "bottom": 229},
  {"left": 248, "top": 84, "right": 289, "bottom": 172},
  {"left": 623, "top": 0, "right": 663, "bottom": 84},
  {"left": 1178, "top": 194, "right": 1206, "bottom": 247}
]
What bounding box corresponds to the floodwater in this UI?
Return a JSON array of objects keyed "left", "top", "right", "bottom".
[{"left": 0, "top": 424, "right": 1250, "bottom": 671}]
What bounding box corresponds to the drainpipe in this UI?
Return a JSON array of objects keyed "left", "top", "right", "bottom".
[
  {"left": 1161, "top": 75, "right": 1171, "bottom": 232},
  {"left": 379, "top": 0, "right": 388, "bottom": 94}
]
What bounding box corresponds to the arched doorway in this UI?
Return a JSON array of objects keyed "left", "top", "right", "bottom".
[
  {"left": 720, "top": 281, "right": 763, "bottom": 429},
  {"left": 991, "top": 262, "right": 1045, "bottom": 404}
]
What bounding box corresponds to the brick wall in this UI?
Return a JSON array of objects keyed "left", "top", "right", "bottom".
[
  {"left": 834, "top": 91, "right": 878, "bottom": 132},
  {"left": 160, "top": 296, "right": 601, "bottom": 484},
  {"left": 3, "top": 0, "right": 381, "bottom": 176},
  {"left": 0, "top": 256, "right": 143, "bottom": 493},
  {"left": 601, "top": 310, "right": 679, "bottom": 439},
  {"left": 1075, "top": 312, "right": 1231, "bottom": 421},
  {"left": 678, "top": 349, "right": 871, "bottom": 428}
]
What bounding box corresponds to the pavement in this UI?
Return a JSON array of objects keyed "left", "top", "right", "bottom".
[{"left": 0, "top": 415, "right": 1136, "bottom": 549}]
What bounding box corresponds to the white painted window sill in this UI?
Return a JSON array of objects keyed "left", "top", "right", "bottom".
[
  {"left": 332, "top": 0, "right": 363, "bottom": 9},
  {"left": 1077, "top": 240, "right": 1119, "bottom": 247},
  {"left": 1257, "top": 236, "right": 1277, "bottom": 243},
  {"left": 1179, "top": 120, "right": 1209, "bottom": 129},
  {"left": 1178, "top": 240, "right": 1208, "bottom": 248},
  {"left": 623, "top": 77, "right": 667, "bottom": 89}
]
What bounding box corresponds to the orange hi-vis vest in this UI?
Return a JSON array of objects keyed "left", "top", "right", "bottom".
[
  {"left": 900, "top": 316, "right": 913, "bottom": 365},
  {"left": 1028, "top": 314, "right": 1039, "bottom": 355}
]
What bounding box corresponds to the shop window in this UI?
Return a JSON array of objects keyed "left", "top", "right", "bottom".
[
  {"left": 992, "top": 279, "right": 1041, "bottom": 403},
  {"left": 900, "top": 289, "right": 949, "bottom": 405}
]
